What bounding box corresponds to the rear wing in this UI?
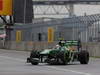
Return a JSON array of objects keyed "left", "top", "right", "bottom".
[
  {"left": 65, "top": 40, "right": 82, "bottom": 51},
  {"left": 65, "top": 40, "right": 81, "bottom": 47},
  {"left": 58, "top": 40, "right": 82, "bottom": 51}
]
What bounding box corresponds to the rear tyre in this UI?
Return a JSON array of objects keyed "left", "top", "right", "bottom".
[{"left": 78, "top": 50, "right": 89, "bottom": 64}]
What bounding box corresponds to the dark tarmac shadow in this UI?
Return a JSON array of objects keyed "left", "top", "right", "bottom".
[{"left": 25, "top": 62, "right": 82, "bottom": 67}]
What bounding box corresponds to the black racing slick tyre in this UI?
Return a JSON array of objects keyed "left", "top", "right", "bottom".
[
  {"left": 31, "top": 62, "right": 38, "bottom": 65},
  {"left": 78, "top": 50, "right": 89, "bottom": 64},
  {"left": 29, "top": 50, "right": 40, "bottom": 65},
  {"left": 31, "top": 58, "right": 39, "bottom": 65}
]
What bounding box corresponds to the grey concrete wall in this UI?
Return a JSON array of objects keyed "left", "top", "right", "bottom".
[
  {"left": 82, "top": 43, "right": 100, "bottom": 57},
  {"left": 0, "top": 41, "right": 3, "bottom": 48},
  {"left": 2, "top": 41, "right": 100, "bottom": 57},
  {"left": 4, "top": 41, "right": 57, "bottom": 51}
]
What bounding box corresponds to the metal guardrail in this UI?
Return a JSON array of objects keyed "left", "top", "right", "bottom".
[{"left": 9, "top": 14, "right": 100, "bottom": 43}]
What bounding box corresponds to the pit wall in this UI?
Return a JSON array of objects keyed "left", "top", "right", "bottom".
[{"left": 1, "top": 41, "right": 100, "bottom": 57}]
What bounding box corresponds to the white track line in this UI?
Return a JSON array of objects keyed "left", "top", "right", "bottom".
[
  {"left": 0, "top": 55, "right": 91, "bottom": 75},
  {"left": 45, "top": 66, "right": 91, "bottom": 75}
]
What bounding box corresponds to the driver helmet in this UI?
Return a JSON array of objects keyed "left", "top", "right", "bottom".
[{"left": 55, "top": 45, "right": 60, "bottom": 49}]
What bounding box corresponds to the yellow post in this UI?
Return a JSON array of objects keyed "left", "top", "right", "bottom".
[
  {"left": 48, "top": 27, "right": 54, "bottom": 43},
  {"left": 16, "top": 30, "right": 22, "bottom": 42},
  {"left": 0, "top": 0, "right": 12, "bottom": 15}
]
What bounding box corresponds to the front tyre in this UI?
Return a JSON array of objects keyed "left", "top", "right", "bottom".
[
  {"left": 30, "top": 58, "right": 39, "bottom": 65},
  {"left": 31, "top": 62, "right": 38, "bottom": 65}
]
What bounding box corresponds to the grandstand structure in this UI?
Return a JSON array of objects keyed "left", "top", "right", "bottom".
[
  {"left": 31, "top": 0, "right": 100, "bottom": 42},
  {"left": 32, "top": 0, "right": 100, "bottom": 18}
]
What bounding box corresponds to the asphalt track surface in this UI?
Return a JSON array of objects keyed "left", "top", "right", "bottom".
[{"left": 0, "top": 49, "right": 100, "bottom": 75}]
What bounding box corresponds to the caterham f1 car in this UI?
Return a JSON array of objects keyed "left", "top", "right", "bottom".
[{"left": 27, "top": 40, "right": 89, "bottom": 65}]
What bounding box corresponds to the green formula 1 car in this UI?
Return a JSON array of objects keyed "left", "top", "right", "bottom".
[{"left": 27, "top": 40, "right": 89, "bottom": 65}]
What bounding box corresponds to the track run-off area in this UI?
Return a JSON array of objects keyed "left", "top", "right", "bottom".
[{"left": 0, "top": 49, "right": 100, "bottom": 75}]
